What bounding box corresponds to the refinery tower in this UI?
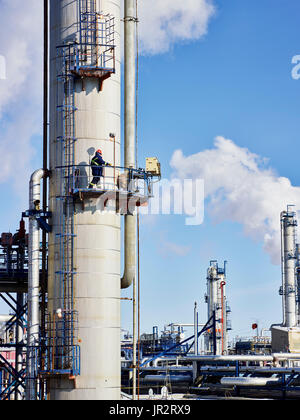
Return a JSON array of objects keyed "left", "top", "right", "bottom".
[
  {"left": 24, "top": 0, "right": 160, "bottom": 400},
  {"left": 48, "top": 0, "right": 122, "bottom": 400}
]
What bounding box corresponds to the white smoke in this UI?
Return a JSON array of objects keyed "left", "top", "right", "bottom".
[
  {"left": 170, "top": 136, "right": 300, "bottom": 265},
  {"left": 159, "top": 236, "right": 191, "bottom": 258},
  {"left": 138, "top": 0, "right": 216, "bottom": 54},
  {"left": 0, "top": 0, "right": 215, "bottom": 196}
]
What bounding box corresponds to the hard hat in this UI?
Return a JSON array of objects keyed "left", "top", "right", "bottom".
[{"left": 96, "top": 149, "right": 102, "bottom": 155}]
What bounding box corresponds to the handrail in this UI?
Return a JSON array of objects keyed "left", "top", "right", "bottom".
[{"left": 55, "top": 164, "right": 152, "bottom": 197}]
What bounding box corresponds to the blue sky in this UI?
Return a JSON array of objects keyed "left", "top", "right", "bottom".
[
  {"left": 121, "top": 0, "right": 300, "bottom": 339},
  {"left": 1, "top": 0, "right": 300, "bottom": 342}
]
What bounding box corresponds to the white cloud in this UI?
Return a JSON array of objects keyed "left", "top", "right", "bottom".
[
  {"left": 159, "top": 237, "right": 191, "bottom": 258},
  {"left": 0, "top": 0, "right": 43, "bottom": 114},
  {"left": 0, "top": 0, "right": 215, "bottom": 201},
  {"left": 0, "top": 0, "right": 43, "bottom": 197},
  {"left": 170, "top": 136, "right": 300, "bottom": 265},
  {"left": 138, "top": 0, "right": 216, "bottom": 54}
]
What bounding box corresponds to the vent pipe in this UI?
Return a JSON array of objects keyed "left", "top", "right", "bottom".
[
  {"left": 121, "top": 0, "right": 137, "bottom": 290},
  {"left": 26, "top": 169, "right": 45, "bottom": 400}
]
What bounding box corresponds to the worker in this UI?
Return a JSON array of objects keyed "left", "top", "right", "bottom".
[{"left": 88, "top": 149, "right": 112, "bottom": 189}]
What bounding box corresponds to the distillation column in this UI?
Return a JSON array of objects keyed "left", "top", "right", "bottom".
[
  {"left": 205, "top": 263, "right": 220, "bottom": 354},
  {"left": 205, "top": 261, "right": 229, "bottom": 355},
  {"left": 281, "top": 210, "right": 297, "bottom": 328},
  {"left": 48, "top": 0, "right": 121, "bottom": 399}
]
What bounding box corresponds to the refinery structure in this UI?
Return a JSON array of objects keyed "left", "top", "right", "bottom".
[{"left": 1, "top": 0, "right": 300, "bottom": 401}]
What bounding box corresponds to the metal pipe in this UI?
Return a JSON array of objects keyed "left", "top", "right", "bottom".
[
  {"left": 184, "top": 353, "right": 300, "bottom": 362},
  {"left": 168, "top": 323, "right": 205, "bottom": 328},
  {"left": 15, "top": 293, "right": 24, "bottom": 400},
  {"left": 122, "top": 0, "right": 137, "bottom": 401},
  {"left": 140, "top": 375, "right": 192, "bottom": 384},
  {"left": 121, "top": 217, "right": 136, "bottom": 289},
  {"left": 281, "top": 212, "right": 286, "bottom": 325},
  {"left": 296, "top": 244, "right": 300, "bottom": 325},
  {"left": 26, "top": 168, "right": 45, "bottom": 400},
  {"left": 124, "top": 0, "right": 136, "bottom": 169},
  {"left": 0, "top": 315, "right": 11, "bottom": 322},
  {"left": 121, "top": 0, "right": 137, "bottom": 290},
  {"left": 194, "top": 302, "right": 198, "bottom": 355},
  {"left": 152, "top": 357, "right": 179, "bottom": 367},
  {"left": 220, "top": 377, "right": 281, "bottom": 387},
  {"left": 41, "top": 1, "right": 49, "bottom": 400},
  {"left": 137, "top": 209, "right": 140, "bottom": 400},
  {"left": 220, "top": 279, "right": 225, "bottom": 354}
]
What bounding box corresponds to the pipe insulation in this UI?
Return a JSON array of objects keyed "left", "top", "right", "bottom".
[
  {"left": 26, "top": 168, "right": 45, "bottom": 400},
  {"left": 121, "top": 0, "right": 137, "bottom": 290},
  {"left": 184, "top": 353, "right": 300, "bottom": 362},
  {"left": 220, "top": 377, "right": 281, "bottom": 387}
]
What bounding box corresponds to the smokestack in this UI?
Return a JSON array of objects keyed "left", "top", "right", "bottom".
[{"left": 121, "top": 0, "right": 137, "bottom": 290}]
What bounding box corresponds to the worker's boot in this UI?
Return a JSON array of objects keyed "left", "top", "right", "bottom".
[{"left": 98, "top": 178, "right": 105, "bottom": 190}]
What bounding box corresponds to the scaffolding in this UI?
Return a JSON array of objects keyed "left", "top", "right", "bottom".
[
  {"left": 0, "top": 221, "right": 29, "bottom": 400},
  {"left": 38, "top": 310, "right": 80, "bottom": 376}
]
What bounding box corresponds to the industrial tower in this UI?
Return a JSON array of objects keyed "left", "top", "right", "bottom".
[
  {"left": 0, "top": 0, "right": 160, "bottom": 400},
  {"left": 204, "top": 261, "right": 232, "bottom": 355},
  {"left": 272, "top": 207, "right": 300, "bottom": 353}
]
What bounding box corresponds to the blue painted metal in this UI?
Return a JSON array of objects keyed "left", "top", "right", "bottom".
[
  {"left": 22, "top": 210, "right": 52, "bottom": 233},
  {"left": 0, "top": 354, "right": 26, "bottom": 400},
  {"left": 38, "top": 310, "right": 80, "bottom": 377},
  {"left": 70, "top": 163, "right": 153, "bottom": 199},
  {"left": 139, "top": 314, "right": 216, "bottom": 369}
]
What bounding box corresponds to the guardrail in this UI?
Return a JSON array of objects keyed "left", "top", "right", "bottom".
[{"left": 57, "top": 164, "right": 153, "bottom": 199}]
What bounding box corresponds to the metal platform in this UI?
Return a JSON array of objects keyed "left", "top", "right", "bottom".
[
  {"left": 0, "top": 270, "right": 47, "bottom": 293},
  {"left": 72, "top": 187, "right": 150, "bottom": 213}
]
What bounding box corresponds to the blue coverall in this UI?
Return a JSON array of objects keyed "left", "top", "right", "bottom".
[{"left": 89, "top": 152, "right": 109, "bottom": 188}]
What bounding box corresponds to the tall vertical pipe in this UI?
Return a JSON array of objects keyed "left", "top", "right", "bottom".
[
  {"left": 280, "top": 212, "right": 286, "bottom": 326},
  {"left": 15, "top": 293, "right": 24, "bottom": 400},
  {"left": 124, "top": 0, "right": 136, "bottom": 170},
  {"left": 194, "top": 302, "right": 198, "bottom": 355},
  {"left": 26, "top": 169, "right": 45, "bottom": 400},
  {"left": 123, "top": 0, "right": 138, "bottom": 400},
  {"left": 220, "top": 278, "right": 227, "bottom": 354},
  {"left": 206, "top": 265, "right": 218, "bottom": 354},
  {"left": 41, "top": 2, "right": 49, "bottom": 399},
  {"left": 296, "top": 244, "right": 300, "bottom": 325},
  {"left": 121, "top": 0, "right": 137, "bottom": 289}
]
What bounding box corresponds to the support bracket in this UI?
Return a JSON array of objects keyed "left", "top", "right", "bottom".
[{"left": 22, "top": 210, "right": 52, "bottom": 233}]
